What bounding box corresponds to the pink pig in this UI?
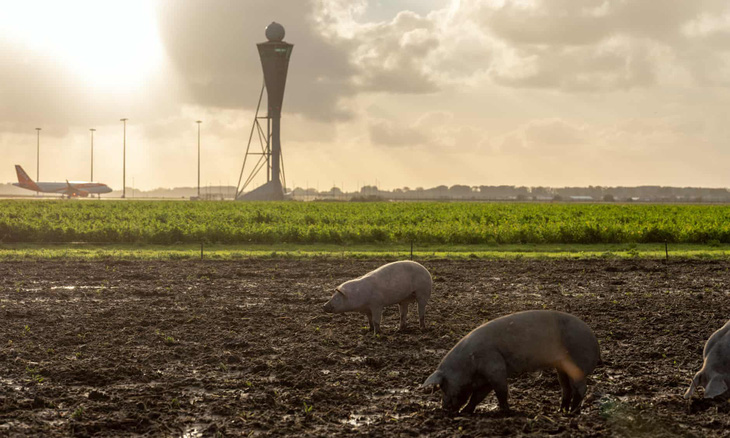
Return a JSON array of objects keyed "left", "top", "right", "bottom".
[{"left": 323, "top": 261, "right": 432, "bottom": 334}]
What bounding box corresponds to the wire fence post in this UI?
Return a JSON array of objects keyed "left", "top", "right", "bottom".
[
  {"left": 200, "top": 242, "right": 204, "bottom": 261},
  {"left": 410, "top": 241, "right": 413, "bottom": 260},
  {"left": 665, "top": 241, "right": 668, "bottom": 262}
]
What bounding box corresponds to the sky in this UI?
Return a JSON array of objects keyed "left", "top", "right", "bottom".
[{"left": 1, "top": 0, "right": 730, "bottom": 191}]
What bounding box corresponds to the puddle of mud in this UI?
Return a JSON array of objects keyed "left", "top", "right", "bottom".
[
  {"left": 49, "top": 285, "right": 111, "bottom": 291},
  {"left": 181, "top": 423, "right": 208, "bottom": 438},
  {"left": 236, "top": 298, "right": 269, "bottom": 308},
  {"left": 342, "top": 413, "right": 376, "bottom": 427}
]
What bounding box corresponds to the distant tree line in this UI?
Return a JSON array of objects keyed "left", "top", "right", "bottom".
[{"left": 291, "top": 184, "right": 730, "bottom": 203}]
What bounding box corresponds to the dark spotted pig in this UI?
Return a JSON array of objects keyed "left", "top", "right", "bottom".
[
  {"left": 323, "top": 260, "right": 432, "bottom": 334},
  {"left": 422, "top": 310, "right": 600, "bottom": 414},
  {"left": 685, "top": 319, "right": 730, "bottom": 400}
]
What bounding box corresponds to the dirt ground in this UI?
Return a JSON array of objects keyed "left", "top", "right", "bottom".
[{"left": 0, "top": 258, "right": 729, "bottom": 437}]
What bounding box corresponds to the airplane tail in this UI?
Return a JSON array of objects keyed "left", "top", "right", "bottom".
[{"left": 15, "top": 165, "right": 40, "bottom": 191}]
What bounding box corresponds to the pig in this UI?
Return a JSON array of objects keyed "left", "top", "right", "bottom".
[
  {"left": 684, "top": 319, "right": 730, "bottom": 400},
  {"left": 322, "top": 260, "right": 432, "bottom": 334},
  {"left": 422, "top": 310, "right": 600, "bottom": 414}
]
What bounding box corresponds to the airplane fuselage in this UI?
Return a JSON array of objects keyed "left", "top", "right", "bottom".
[
  {"left": 13, "top": 164, "right": 113, "bottom": 197},
  {"left": 13, "top": 181, "right": 113, "bottom": 195},
  {"left": 13, "top": 181, "right": 112, "bottom": 194}
]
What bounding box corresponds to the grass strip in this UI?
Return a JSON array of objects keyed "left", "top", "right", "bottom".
[{"left": 1, "top": 243, "right": 729, "bottom": 260}]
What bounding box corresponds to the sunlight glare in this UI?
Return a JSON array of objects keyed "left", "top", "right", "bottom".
[
  {"left": 448, "top": 0, "right": 461, "bottom": 18},
  {"left": 1, "top": 0, "right": 163, "bottom": 90}
]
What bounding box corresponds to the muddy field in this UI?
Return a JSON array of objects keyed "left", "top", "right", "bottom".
[{"left": 0, "top": 258, "right": 729, "bottom": 437}]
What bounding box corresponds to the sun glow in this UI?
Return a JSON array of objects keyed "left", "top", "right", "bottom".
[
  {"left": 448, "top": 0, "right": 461, "bottom": 18},
  {"left": 1, "top": 0, "right": 163, "bottom": 90}
]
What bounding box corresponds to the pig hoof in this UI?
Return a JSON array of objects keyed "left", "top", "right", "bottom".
[{"left": 496, "top": 408, "right": 513, "bottom": 417}]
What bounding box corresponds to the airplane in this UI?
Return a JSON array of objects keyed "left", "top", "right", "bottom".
[{"left": 13, "top": 165, "right": 113, "bottom": 198}]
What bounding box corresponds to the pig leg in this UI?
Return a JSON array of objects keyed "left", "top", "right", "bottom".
[
  {"left": 461, "top": 382, "right": 492, "bottom": 414},
  {"left": 492, "top": 380, "right": 510, "bottom": 412},
  {"left": 364, "top": 310, "right": 374, "bottom": 332},
  {"left": 557, "top": 370, "right": 573, "bottom": 413},
  {"left": 569, "top": 379, "right": 587, "bottom": 413},
  {"left": 476, "top": 355, "right": 510, "bottom": 412},
  {"left": 417, "top": 298, "right": 427, "bottom": 330},
  {"left": 371, "top": 306, "right": 383, "bottom": 334},
  {"left": 485, "top": 368, "right": 510, "bottom": 412},
  {"left": 398, "top": 302, "right": 409, "bottom": 331}
]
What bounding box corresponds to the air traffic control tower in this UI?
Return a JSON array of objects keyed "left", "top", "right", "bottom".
[{"left": 237, "top": 22, "right": 293, "bottom": 200}]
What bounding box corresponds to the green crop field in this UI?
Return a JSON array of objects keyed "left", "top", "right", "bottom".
[{"left": 1, "top": 200, "right": 730, "bottom": 246}]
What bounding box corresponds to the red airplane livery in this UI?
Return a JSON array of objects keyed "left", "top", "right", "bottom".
[{"left": 13, "top": 165, "right": 113, "bottom": 197}]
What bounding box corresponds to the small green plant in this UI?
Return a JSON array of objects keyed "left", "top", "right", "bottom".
[
  {"left": 71, "top": 407, "right": 84, "bottom": 420},
  {"left": 26, "top": 366, "right": 44, "bottom": 383},
  {"left": 303, "top": 401, "right": 313, "bottom": 415},
  {"left": 164, "top": 336, "right": 176, "bottom": 345}
]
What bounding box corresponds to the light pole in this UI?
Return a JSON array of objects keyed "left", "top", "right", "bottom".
[
  {"left": 120, "top": 118, "right": 127, "bottom": 198},
  {"left": 35, "top": 127, "right": 41, "bottom": 182},
  {"left": 89, "top": 128, "right": 96, "bottom": 182},
  {"left": 196, "top": 120, "right": 202, "bottom": 198}
]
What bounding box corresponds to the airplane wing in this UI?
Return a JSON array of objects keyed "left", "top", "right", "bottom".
[{"left": 65, "top": 180, "right": 89, "bottom": 197}]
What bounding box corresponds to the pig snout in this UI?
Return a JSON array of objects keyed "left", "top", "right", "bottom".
[
  {"left": 323, "top": 302, "right": 335, "bottom": 313},
  {"left": 442, "top": 399, "right": 461, "bottom": 413}
]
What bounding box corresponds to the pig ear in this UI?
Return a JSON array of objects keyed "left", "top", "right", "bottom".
[
  {"left": 422, "top": 371, "right": 443, "bottom": 391},
  {"left": 704, "top": 376, "right": 728, "bottom": 399},
  {"left": 684, "top": 375, "right": 699, "bottom": 399},
  {"left": 335, "top": 288, "right": 346, "bottom": 297}
]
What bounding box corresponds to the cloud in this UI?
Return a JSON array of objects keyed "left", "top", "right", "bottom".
[
  {"left": 349, "top": 11, "right": 441, "bottom": 93},
  {"left": 368, "top": 119, "right": 427, "bottom": 147},
  {"left": 311, "top": 0, "right": 730, "bottom": 95},
  {"left": 155, "top": 0, "right": 357, "bottom": 122},
  {"left": 490, "top": 118, "right": 589, "bottom": 157},
  {"left": 453, "top": 0, "right": 730, "bottom": 91},
  {"left": 524, "top": 118, "right": 587, "bottom": 146},
  {"left": 601, "top": 117, "right": 713, "bottom": 154},
  {"left": 368, "top": 111, "right": 490, "bottom": 152},
  {"left": 490, "top": 36, "right": 659, "bottom": 91},
  {"left": 0, "top": 39, "right": 128, "bottom": 136}
]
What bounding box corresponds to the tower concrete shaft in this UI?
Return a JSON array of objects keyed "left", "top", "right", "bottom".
[
  {"left": 238, "top": 23, "right": 293, "bottom": 201},
  {"left": 257, "top": 38, "right": 292, "bottom": 184}
]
